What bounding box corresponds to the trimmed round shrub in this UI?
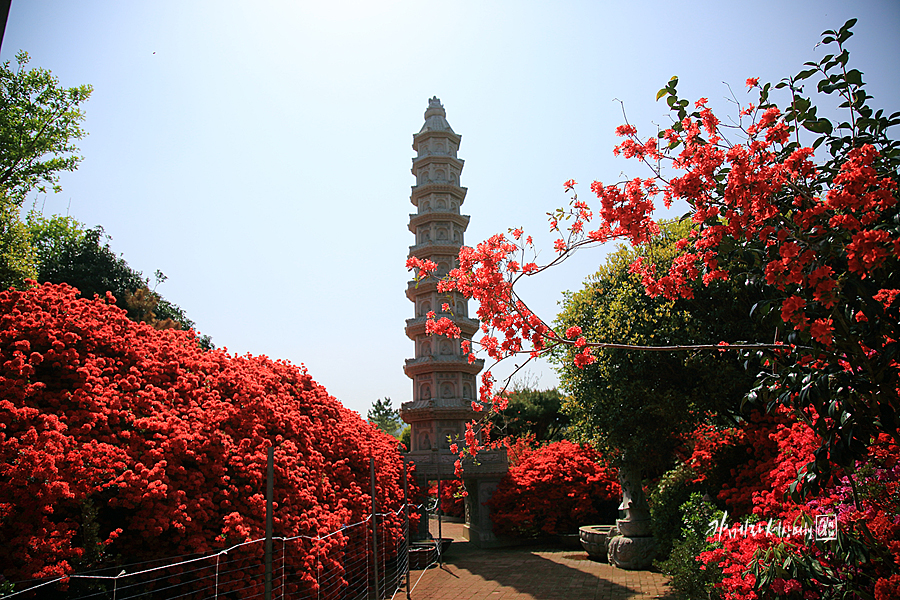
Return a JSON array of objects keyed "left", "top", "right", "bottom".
[{"left": 487, "top": 440, "right": 620, "bottom": 536}]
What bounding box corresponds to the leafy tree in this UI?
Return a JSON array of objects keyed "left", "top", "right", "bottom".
[
  {"left": 0, "top": 51, "right": 89, "bottom": 290},
  {"left": 491, "top": 385, "right": 570, "bottom": 442},
  {"left": 0, "top": 51, "right": 91, "bottom": 205},
  {"left": 367, "top": 397, "right": 401, "bottom": 438},
  {"left": 552, "top": 220, "right": 767, "bottom": 472},
  {"left": 0, "top": 198, "right": 35, "bottom": 288},
  {"left": 399, "top": 424, "right": 411, "bottom": 451},
  {"left": 33, "top": 223, "right": 142, "bottom": 303}
]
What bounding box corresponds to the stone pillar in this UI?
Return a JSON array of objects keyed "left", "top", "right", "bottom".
[{"left": 462, "top": 475, "right": 505, "bottom": 547}]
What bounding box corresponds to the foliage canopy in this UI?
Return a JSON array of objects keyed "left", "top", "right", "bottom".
[
  {"left": 367, "top": 397, "right": 401, "bottom": 438},
  {"left": 0, "top": 51, "right": 91, "bottom": 206},
  {"left": 416, "top": 20, "right": 899, "bottom": 498},
  {"left": 553, "top": 220, "right": 767, "bottom": 470}
]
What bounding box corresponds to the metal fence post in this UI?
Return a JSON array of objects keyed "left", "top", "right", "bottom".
[
  {"left": 437, "top": 477, "right": 442, "bottom": 566},
  {"left": 265, "top": 445, "right": 274, "bottom": 600},
  {"left": 370, "top": 457, "right": 380, "bottom": 600},
  {"left": 403, "top": 460, "right": 411, "bottom": 600}
]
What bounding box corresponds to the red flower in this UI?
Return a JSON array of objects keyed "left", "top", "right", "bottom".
[{"left": 810, "top": 318, "right": 834, "bottom": 346}]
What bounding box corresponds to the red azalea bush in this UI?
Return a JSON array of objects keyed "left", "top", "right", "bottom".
[
  {"left": 712, "top": 408, "right": 821, "bottom": 517},
  {"left": 502, "top": 433, "right": 538, "bottom": 467},
  {"left": 0, "top": 283, "right": 413, "bottom": 597},
  {"left": 427, "top": 479, "right": 465, "bottom": 518},
  {"left": 487, "top": 440, "right": 619, "bottom": 537},
  {"left": 683, "top": 415, "right": 900, "bottom": 599}
]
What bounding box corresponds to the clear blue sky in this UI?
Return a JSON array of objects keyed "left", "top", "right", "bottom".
[{"left": 3, "top": 1, "right": 898, "bottom": 417}]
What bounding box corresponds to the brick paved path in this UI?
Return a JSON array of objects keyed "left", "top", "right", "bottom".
[{"left": 406, "top": 522, "right": 673, "bottom": 600}]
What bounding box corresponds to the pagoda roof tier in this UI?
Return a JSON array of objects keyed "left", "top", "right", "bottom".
[
  {"left": 403, "top": 450, "right": 509, "bottom": 479},
  {"left": 405, "top": 315, "right": 479, "bottom": 339},
  {"left": 403, "top": 355, "right": 484, "bottom": 378},
  {"left": 408, "top": 241, "right": 462, "bottom": 260},
  {"left": 406, "top": 279, "right": 474, "bottom": 303},
  {"left": 409, "top": 184, "right": 467, "bottom": 207},
  {"left": 408, "top": 211, "right": 470, "bottom": 232},
  {"left": 413, "top": 128, "right": 461, "bottom": 147},
  {"left": 414, "top": 99, "right": 459, "bottom": 135},
  {"left": 406, "top": 278, "right": 474, "bottom": 301},
  {"left": 400, "top": 398, "right": 477, "bottom": 422},
  {"left": 405, "top": 278, "right": 438, "bottom": 299},
  {"left": 410, "top": 154, "right": 465, "bottom": 174}
]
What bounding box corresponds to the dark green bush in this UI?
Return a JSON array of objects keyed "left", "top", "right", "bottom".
[
  {"left": 656, "top": 493, "right": 724, "bottom": 600},
  {"left": 650, "top": 464, "right": 703, "bottom": 561}
]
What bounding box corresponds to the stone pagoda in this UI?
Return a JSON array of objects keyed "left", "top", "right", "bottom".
[{"left": 400, "top": 97, "right": 508, "bottom": 547}]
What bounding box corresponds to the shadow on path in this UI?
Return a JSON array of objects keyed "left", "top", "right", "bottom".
[{"left": 411, "top": 537, "right": 673, "bottom": 600}]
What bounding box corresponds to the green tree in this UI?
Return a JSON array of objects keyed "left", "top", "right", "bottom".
[
  {"left": 491, "top": 385, "right": 570, "bottom": 442},
  {"left": 0, "top": 51, "right": 91, "bottom": 205},
  {"left": 552, "top": 220, "right": 770, "bottom": 473},
  {"left": 367, "top": 397, "right": 401, "bottom": 438},
  {"left": 399, "top": 425, "right": 411, "bottom": 452},
  {"left": 0, "top": 51, "right": 91, "bottom": 290},
  {"left": 0, "top": 198, "right": 35, "bottom": 288}
]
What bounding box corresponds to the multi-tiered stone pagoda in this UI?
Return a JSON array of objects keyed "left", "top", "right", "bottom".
[{"left": 400, "top": 97, "right": 508, "bottom": 547}]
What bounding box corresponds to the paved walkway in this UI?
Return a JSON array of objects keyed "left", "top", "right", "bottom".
[{"left": 406, "top": 521, "right": 673, "bottom": 600}]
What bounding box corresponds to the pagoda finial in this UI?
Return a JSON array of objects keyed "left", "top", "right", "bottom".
[{"left": 420, "top": 97, "right": 454, "bottom": 134}]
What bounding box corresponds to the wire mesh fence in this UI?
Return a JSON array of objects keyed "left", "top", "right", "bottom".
[
  {"left": 2, "top": 452, "right": 465, "bottom": 600},
  {"left": 4, "top": 505, "right": 425, "bottom": 600}
]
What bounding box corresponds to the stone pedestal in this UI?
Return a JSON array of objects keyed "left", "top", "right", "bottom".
[
  {"left": 608, "top": 462, "right": 656, "bottom": 570},
  {"left": 607, "top": 534, "right": 657, "bottom": 569}
]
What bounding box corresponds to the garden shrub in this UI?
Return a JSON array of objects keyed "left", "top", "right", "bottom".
[
  {"left": 487, "top": 440, "right": 619, "bottom": 537},
  {"left": 650, "top": 421, "right": 747, "bottom": 559},
  {"left": 427, "top": 479, "right": 465, "bottom": 519},
  {"left": 652, "top": 410, "right": 900, "bottom": 599},
  {"left": 650, "top": 464, "right": 702, "bottom": 562},
  {"left": 0, "top": 283, "right": 413, "bottom": 597},
  {"left": 695, "top": 426, "right": 900, "bottom": 599},
  {"left": 657, "top": 492, "right": 725, "bottom": 600}
]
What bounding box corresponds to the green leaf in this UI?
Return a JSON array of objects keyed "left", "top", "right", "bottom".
[
  {"left": 845, "top": 69, "right": 863, "bottom": 86},
  {"left": 804, "top": 118, "right": 833, "bottom": 134},
  {"left": 818, "top": 80, "right": 837, "bottom": 94},
  {"left": 840, "top": 18, "right": 858, "bottom": 31},
  {"left": 656, "top": 88, "right": 668, "bottom": 101},
  {"left": 837, "top": 20, "right": 856, "bottom": 43}
]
